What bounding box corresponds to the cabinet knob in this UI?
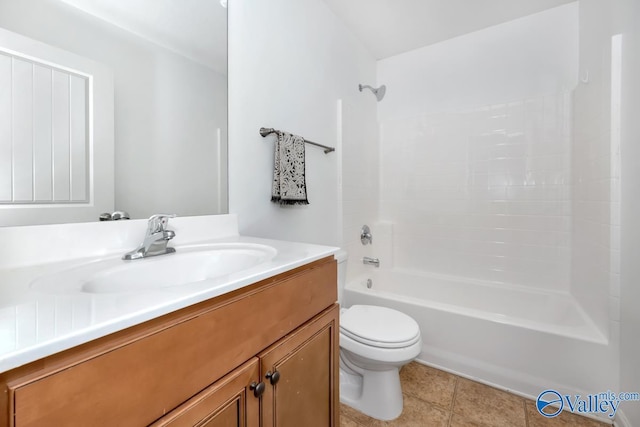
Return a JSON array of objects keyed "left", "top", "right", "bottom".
[
  {"left": 250, "top": 381, "right": 265, "bottom": 398},
  {"left": 265, "top": 370, "right": 281, "bottom": 385}
]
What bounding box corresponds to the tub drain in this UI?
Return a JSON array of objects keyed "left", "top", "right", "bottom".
[{"left": 366, "top": 278, "right": 373, "bottom": 289}]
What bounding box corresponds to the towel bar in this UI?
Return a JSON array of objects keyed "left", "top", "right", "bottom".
[{"left": 260, "top": 127, "right": 335, "bottom": 154}]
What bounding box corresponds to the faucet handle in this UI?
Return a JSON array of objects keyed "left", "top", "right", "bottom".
[
  {"left": 147, "top": 214, "right": 176, "bottom": 233},
  {"left": 360, "top": 225, "right": 372, "bottom": 245}
]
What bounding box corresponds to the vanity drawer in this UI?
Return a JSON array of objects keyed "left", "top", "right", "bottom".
[{"left": 7, "top": 258, "right": 337, "bottom": 427}]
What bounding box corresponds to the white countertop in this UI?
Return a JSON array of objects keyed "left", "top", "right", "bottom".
[{"left": 0, "top": 216, "right": 338, "bottom": 372}]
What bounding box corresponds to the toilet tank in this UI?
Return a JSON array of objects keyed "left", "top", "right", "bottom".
[{"left": 334, "top": 249, "right": 348, "bottom": 304}]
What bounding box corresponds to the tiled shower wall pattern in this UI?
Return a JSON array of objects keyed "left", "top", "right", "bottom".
[{"left": 379, "top": 91, "right": 572, "bottom": 291}]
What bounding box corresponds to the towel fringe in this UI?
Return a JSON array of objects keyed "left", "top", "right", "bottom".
[{"left": 271, "top": 196, "right": 309, "bottom": 206}]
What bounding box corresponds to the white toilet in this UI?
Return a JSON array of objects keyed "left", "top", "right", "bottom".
[{"left": 335, "top": 250, "right": 422, "bottom": 421}]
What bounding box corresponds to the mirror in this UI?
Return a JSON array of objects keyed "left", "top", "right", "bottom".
[{"left": 0, "top": 0, "right": 227, "bottom": 226}]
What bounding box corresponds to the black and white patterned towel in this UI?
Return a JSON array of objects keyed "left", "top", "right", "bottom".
[{"left": 271, "top": 130, "right": 309, "bottom": 205}]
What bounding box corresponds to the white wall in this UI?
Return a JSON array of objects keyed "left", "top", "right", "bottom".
[
  {"left": 618, "top": 0, "right": 640, "bottom": 423},
  {"left": 228, "top": 0, "right": 376, "bottom": 246},
  {"left": 376, "top": 4, "right": 578, "bottom": 289},
  {"left": 0, "top": 0, "right": 227, "bottom": 220}
]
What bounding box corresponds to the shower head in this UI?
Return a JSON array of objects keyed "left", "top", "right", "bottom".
[{"left": 359, "top": 84, "right": 386, "bottom": 101}]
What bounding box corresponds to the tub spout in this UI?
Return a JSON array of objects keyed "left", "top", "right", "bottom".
[{"left": 363, "top": 257, "right": 380, "bottom": 268}]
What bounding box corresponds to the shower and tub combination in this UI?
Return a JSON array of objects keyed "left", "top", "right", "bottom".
[
  {"left": 341, "top": 2, "right": 620, "bottom": 421},
  {"left": 341, "top": 229, "right": 614, "bottom": 420},
  {"left": 343, "top": 266, "right": 610, "bottom": 397}
]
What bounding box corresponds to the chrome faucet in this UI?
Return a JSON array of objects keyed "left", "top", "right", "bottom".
[
  {"left": 122, "top": 214, "right": 176, "bottom": 260},
  {"left": 363, "top": 257, "right": 380, "bottom": 268},
  {"left": 360, "top": 225, "right": 372, "bottom": 245}
]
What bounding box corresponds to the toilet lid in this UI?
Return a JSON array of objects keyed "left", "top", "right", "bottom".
[{"left": 340, "top": 305, "right": 420, "bottom": 349}]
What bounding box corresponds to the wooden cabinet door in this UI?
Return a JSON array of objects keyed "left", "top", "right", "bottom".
[
  {"left": 259, "top": 305, "right": 339, "bottom": 427},
  {"left": 151, "top": 358, "right": 261, "bottom": 427}
]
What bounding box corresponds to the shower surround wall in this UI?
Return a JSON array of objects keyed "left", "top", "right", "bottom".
[
  {"left": 340, "top": 97, "right": 379, "bottom": 282},
  {"left": 379, "top": 94, "right": 572, "bottom": 289},
  {"left": 369, "top": 0, "right": 623, "bottom": 400},
  {"left": 571, "top": 0, "right": 621, "bottom": 344},
  {"left": 377, "top": 4, "right": 578, "bottom": 292}
]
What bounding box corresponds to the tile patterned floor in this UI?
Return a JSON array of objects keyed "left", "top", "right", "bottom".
[{"left": 340, "top": 362, "right": 609, "bottom": 427}]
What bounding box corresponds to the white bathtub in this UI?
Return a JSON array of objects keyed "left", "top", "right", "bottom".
[{"left": 344, "top": 269, "right": 617, "bottom": 401}]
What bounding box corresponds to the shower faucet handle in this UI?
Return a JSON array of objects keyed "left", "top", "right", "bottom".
[{"left": 361, "top": 225, "right": 372, "bottom": 245}]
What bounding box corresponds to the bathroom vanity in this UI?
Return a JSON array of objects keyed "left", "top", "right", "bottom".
[{"left": 0, "top": 215, "right": 339, "bottom": 426}]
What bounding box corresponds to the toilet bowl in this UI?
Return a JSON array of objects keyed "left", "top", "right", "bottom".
[{"left": 335, "top": 250, "right": 422, "bottom": 421}]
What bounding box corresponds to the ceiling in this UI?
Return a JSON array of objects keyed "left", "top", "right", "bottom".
[
  {"left": 57, "top": 0, "right": 227, "bottom": 75},
  {"left": 320, "top": 0, "right": 576, "bottom": 59}
]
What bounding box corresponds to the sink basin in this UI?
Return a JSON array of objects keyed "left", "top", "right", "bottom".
[{"left": 30, "top": 243, "right": 278, "bottom": 294}]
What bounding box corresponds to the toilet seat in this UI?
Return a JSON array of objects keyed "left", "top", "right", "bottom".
[{"left": 340, "top": 305, "right": 421, "bottom": 349}]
